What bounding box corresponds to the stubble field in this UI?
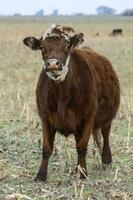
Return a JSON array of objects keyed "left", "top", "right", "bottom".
[{"left": 0, "top": 16, "right": 133, "bottom": 200}]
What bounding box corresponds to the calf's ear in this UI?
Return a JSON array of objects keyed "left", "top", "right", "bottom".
[
  {"left": 23, "top": 37, "right": 42, "bottom": 50},
  {"left": 70, "top": 33, "right": 84, "bottom": 48}
]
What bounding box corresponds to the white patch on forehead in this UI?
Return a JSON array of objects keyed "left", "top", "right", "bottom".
[
  {"left": 43, "top": 56, "right": 70, "bottom": 82},
  {"left": 42, "top": 24, "right": 56, "bottom": 39},
  {"left": 42, "top": 24, "right": 69, "bottom": 41}
]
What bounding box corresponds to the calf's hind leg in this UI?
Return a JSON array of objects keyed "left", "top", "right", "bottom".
[{"left": 101, "top": 123, "right": 112, "bottom": 165}]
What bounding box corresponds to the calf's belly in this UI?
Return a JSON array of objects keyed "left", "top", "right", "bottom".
[{"left": 48, "top": 110, "right": 81, "bottom": 136}]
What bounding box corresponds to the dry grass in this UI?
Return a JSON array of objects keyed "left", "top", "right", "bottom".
[{"left": 0, "top": 16, "right": 133, "bottom": 200}]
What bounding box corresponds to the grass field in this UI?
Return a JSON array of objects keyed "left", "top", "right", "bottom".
[{"left": 0, "top": 16, "right": 133, "bottom": 200}]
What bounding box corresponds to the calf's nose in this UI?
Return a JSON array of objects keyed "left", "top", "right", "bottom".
[{"left": 46, "top": 59, "right": 62, "bottom": 71}]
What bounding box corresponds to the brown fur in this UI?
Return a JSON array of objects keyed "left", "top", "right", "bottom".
[{"left": 23, "top": 26, "right": 120, "bottom": 182}]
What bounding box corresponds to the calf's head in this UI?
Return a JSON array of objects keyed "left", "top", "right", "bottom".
[{"left": 23, "top": 24, "right": 84, "bottom": 82}]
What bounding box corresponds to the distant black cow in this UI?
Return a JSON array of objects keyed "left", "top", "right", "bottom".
[
  {"left": 111, "top": 29, "right": 123, "bottom": 36},
  {"left": 95, "top": 32, "right": 99, "bottom": 37}
]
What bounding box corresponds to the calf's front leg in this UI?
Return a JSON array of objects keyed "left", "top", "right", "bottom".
[
  {"left": 75, "top": 120, "right": 93, "bottom": 179},
  {"left": 35, "top": 117, "right": 56, "bottom": 182}
]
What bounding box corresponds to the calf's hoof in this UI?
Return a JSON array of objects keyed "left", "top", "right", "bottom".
[
  {"left": 76, "top": 165, "right": 87, "bottom": 179},
  {"left": 102, "top": 163, "right": 112, "bottom": 170},
  {"left": 34, "top": 171, "right": 47, "bottom": 182},
  {"left": 80, "top": 172, "right": 87, "bottom": 179}
]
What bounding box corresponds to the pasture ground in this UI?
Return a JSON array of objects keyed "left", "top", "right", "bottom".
[{"left": 0, "top": 16, "right": 133, "bottom": 200}]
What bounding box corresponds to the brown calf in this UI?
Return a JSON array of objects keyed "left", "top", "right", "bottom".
[{"left": 23, "top": 24, "right": 120, "bottom": 182}]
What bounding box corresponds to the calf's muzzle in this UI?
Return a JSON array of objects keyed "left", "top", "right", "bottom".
[{"left": 45, "top": 59, "right": 62, "bottom": 72}]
